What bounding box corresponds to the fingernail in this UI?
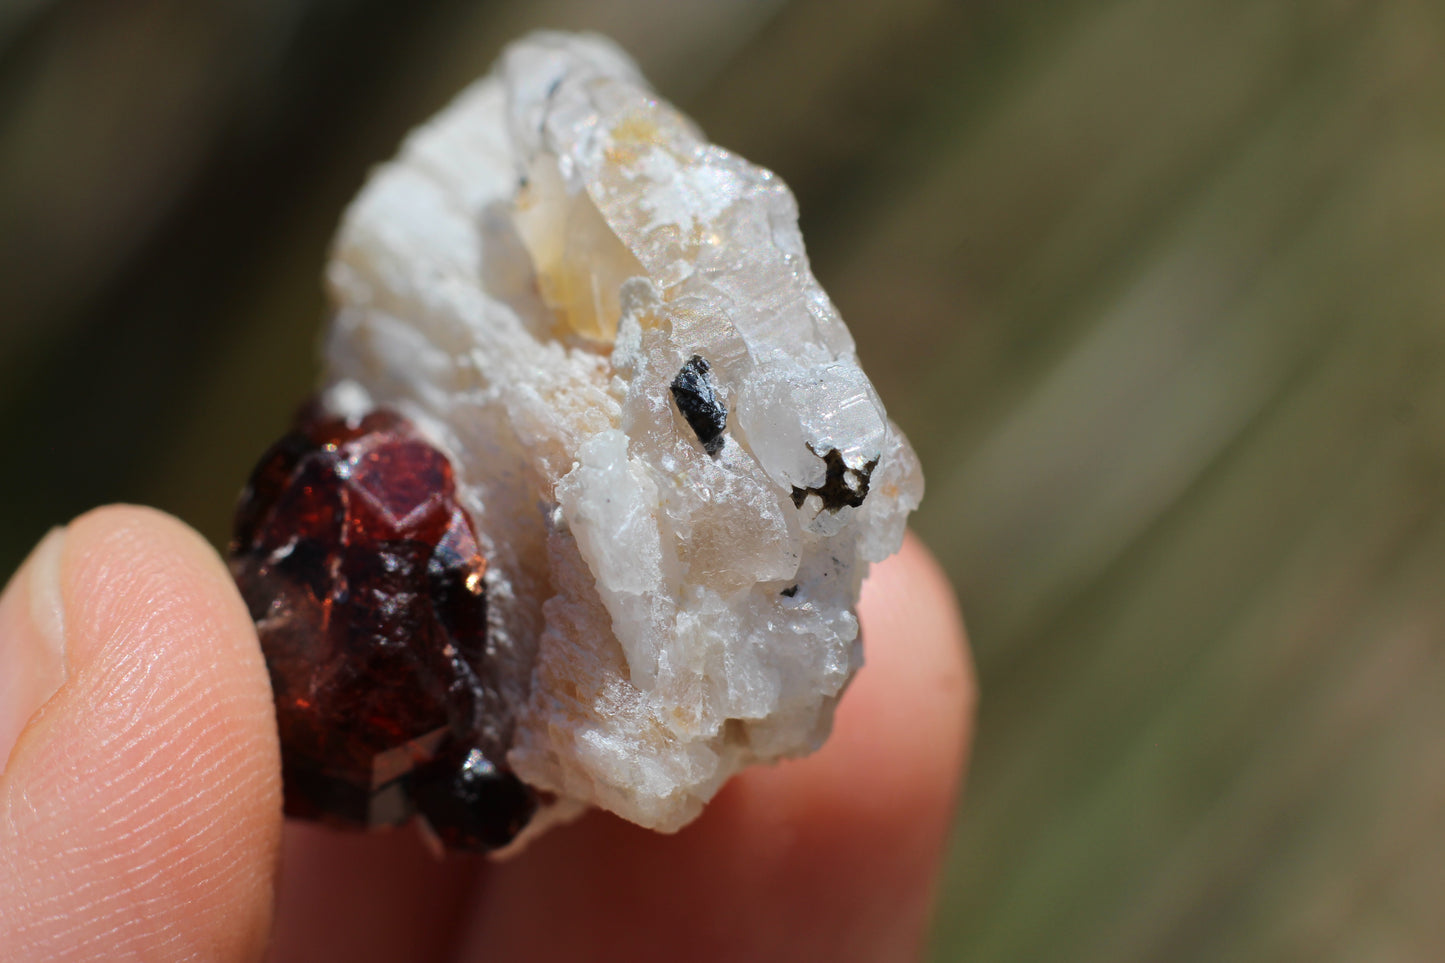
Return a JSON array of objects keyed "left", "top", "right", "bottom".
[{"left": 0, "top": 527, "right": 69, "bottom": 772}]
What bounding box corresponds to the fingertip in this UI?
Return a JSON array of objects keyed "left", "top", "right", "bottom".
[
  {"left": 847, "top": 530, "right": 975, "bottom": 802},
  {"left": 466, "top": 532, "right": 974, "bottom": 963},
  {"left": 697, "top": 531, "right": 973, "bottom": 960},
  {"left": 268, "top": 821, "right": 481, "bottom": 963},
  {"left": 0, "top": 505, "right": 282, "bottom": 962}
]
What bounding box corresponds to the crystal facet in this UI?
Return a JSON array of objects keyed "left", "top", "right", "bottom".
[{"left": 230, "top": 407, "right": 536, "bottom": 851}]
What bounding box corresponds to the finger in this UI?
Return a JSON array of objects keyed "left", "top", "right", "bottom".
[
  {"left": 0, "top": 506, "right": 282, "bottom": 962},
  {"left": 462, "top": 532, "right": 974, "bottom": 963},
  {"left": 267, "top": 821, "right": 482, "bottom": 963}
]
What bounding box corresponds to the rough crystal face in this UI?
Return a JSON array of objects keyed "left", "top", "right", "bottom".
[
  {"left": 230, "top": 406, "right": 536, "bottom": 851},
  {"left": 235, "top": 30, "right": 923, "bottom": 845}
]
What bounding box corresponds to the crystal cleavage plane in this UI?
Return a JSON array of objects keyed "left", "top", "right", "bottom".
[{"left": 230, "top": 31, "right": 923, "bottom": 854}]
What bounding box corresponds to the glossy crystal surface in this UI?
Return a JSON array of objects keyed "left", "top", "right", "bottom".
[{"left": 230, "top": 406, "right": 535, "bottom": 851}]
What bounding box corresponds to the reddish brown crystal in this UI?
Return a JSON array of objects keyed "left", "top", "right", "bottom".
[{"left": 230, "top": 404, "right": 535, "bottom": 851}]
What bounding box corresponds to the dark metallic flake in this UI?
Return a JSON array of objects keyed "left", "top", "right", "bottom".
[
  {"left": 670, "top": 355, "right": 728, "bottom": 457},
  {"left": 790, "top": 448, "right": 879, "bottom": 513}
]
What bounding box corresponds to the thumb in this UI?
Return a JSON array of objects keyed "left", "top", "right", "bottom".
[{"left": 0, "top": 506, "right": 281, "bottom": 961}]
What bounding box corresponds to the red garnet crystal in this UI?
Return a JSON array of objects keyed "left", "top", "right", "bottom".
[{"left": 229, "top": 404, "right": 536, "bottom": 852}]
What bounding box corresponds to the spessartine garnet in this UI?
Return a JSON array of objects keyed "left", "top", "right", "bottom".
[{"left": 229, "top": 404, "right": 536, "bottom": 852}]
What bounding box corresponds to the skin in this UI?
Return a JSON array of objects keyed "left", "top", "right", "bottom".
[{"left": 0, "top": 505, "right": 973, "bottom": 962}]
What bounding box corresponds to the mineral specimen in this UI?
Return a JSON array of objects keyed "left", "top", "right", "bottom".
[
  {"left": 232, "top": 30, "right": 923, "bottom": 851},
  {"left": 231, "top": 407, "right": 536, "bottom": 850}
]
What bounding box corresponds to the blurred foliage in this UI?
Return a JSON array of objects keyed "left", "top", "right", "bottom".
[{"left": 3, "top": 1, "right": 1444, "bottom": 959}]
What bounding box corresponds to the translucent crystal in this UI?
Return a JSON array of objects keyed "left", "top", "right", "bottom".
[
  {"left": 320, "top": 31, "right": 923, "bottom": 833},
  {"left": 230, "top": 408, "right": 536, "bottom": 850}
]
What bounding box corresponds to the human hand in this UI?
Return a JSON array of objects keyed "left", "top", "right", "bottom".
[{"left": 0, "top": 506, "right": 972, "bottom": 961}]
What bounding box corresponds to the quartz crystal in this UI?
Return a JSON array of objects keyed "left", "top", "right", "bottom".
[{"left": 234, "top": 30, "right": 923, "bottom": 848}]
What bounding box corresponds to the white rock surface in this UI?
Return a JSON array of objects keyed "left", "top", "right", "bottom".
[{"left": 322, "top": 31, "right": 923, "bottom": 832}]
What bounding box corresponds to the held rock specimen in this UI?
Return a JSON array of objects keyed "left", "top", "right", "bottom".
[
  {"left": 231, "top": 408, "right": 536, "bottom": 851},
  {"left": 231, "top": 31, "right": 923, "bottom": 851}
]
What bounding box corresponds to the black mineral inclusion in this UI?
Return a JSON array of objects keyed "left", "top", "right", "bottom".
[
  {"left": 791, "top": 447, "right": 878, "bottom": 512},
  {"left": 670, "top": 355, "right": 728, "bottom": 456}
]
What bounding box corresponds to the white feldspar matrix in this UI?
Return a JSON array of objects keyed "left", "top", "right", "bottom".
[{"left": 322, "top": 31, "right": 923, "bottom": 832}]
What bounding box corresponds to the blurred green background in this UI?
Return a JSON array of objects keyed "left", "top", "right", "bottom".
[{"left": 4, "top": 1, "right": 1443, "bottom": 959}]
